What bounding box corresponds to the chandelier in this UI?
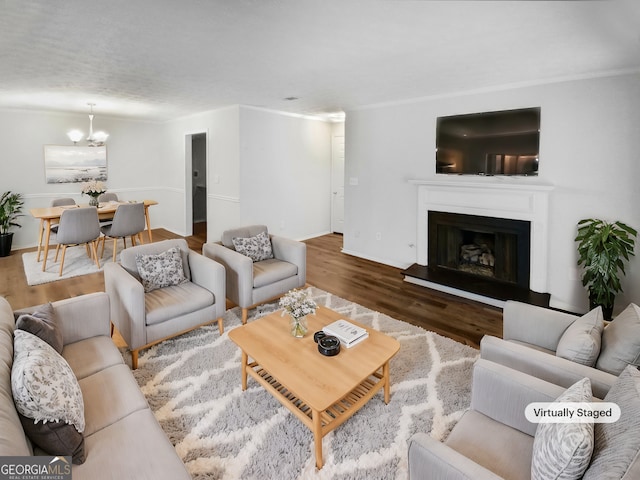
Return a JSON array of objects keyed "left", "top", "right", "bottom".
[{"left": 67, "top": 103, "right": 109, "bottom": 147}]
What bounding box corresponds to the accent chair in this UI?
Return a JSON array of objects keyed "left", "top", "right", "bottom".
[
  {"left": 202, "top": 225, "right": 306, "bottom": 324},
  {"left": 104, "top": 239, "right": 226, "bottom": 369}
]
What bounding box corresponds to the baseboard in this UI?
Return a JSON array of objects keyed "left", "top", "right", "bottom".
[{"left": 339, "top": 248, "right": 412, "bottom": 270}]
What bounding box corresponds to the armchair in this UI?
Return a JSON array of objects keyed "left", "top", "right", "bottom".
[
  {"left": 408, "top": 359, "right": 579, "bottom": 480},
  {"left": 104, "top": 239, "right": 225, "bottom": 369},
  {"left": 480, "top": 301, "right": 617, "bottom": 398},
  {"left": 202, "top": 225, "right": 306, "bottom": 324}
]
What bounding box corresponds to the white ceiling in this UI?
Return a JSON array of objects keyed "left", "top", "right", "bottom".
[{"left": 1, "top": 1, "right": 639, "bottom": 121}]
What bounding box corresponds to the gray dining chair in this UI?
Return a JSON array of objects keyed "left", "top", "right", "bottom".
[
  {"left": 99, "top": 202, "right": 146, "bottom": 263},
  {"left": 49, "top": 197, "right": 76, "bottom": 234},
  {"left": 53, "top": 206, "right": 101, "bottom": 276},
  {"left": 98, "top": 192, "right": 118, "bottom": 202}
]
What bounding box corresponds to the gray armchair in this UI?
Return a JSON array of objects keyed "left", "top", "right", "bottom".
[
  {"left": 202, "top": 225, "right": 306, "bottom": 324},
  {"left": 104, "top": 239, "right": 225, "bottom": 369},
  {"left": 408, "top": 359, "right": 573, "bottom": 480},
  {"left": 480, "top": 301, "right": 617, "bottom": 398}
]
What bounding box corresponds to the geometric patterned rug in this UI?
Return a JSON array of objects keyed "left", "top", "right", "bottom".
[{"left": 125, "top": 287, "right": 479, "bottom": 480}]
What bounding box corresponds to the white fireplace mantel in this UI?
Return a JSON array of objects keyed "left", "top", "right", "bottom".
[{"left": 410, "top": 177, "right": 554, "bottom": 294}]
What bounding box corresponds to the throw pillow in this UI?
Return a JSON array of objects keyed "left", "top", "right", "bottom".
[
  {"left": 11, "top": 330, "right": 85, "bottom": 464},
  {"left": 232, "top": 230, "right": 274, "bottom": 262},
  {"left": 596, "top": 303, "right": 640, "bottom": 375},
  {"left": 582, "top": 365, "right": 640, "bottom": 479},
  {"left": 135, "top": 246, "right": 188, "bottom": 293},
  {"left": 556, "top": 307, "right": 604, "bottom": 366},
  {"left": 15, "top": 302, "right": 63, "bottom": 354},
  {"left": 531, "top": 377, "right": 594, "bottom": 480}
]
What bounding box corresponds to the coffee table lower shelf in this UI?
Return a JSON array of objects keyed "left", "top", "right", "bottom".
[{"left": 246, "top": 361, "right": 389, "bottom": 469}]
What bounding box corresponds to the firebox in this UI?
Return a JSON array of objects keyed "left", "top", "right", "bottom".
[{"left": 428, "top": 211, "right": 531, "bottom": 289}]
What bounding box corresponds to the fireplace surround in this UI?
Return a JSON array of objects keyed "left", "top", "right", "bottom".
[{"left": 406, "top": 178, "right": 553, "bottom": 307}]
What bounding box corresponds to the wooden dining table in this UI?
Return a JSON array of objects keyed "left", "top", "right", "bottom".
[{"left": 30, "top": 200, "right": 158, "bottom": 272}]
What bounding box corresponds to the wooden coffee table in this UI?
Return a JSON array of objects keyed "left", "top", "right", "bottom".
[{"left": 228, "top": 306, "right": 400, "bottom": 469}]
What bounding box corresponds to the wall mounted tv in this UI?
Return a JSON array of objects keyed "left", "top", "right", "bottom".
[{"left": 436, "top": 107, "right": 541, "bottom": 176}]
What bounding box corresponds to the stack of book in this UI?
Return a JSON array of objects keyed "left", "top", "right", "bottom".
[{"left": 322, "top": 319, "right": 369, "bottom": 348}]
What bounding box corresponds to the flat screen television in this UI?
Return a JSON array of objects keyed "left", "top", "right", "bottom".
[{"left": 436, "top": 107, "right": 540, "bottom": 176}]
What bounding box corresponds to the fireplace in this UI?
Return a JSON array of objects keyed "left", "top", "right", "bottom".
[
  {"left": 404, "top": 179, "right": 553, "bottom": 307},
  {"left": 428, "top": 211, "right": 531, "bottom": 289}
]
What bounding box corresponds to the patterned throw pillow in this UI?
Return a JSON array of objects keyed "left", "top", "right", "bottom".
[
  {"left": 232, "top": 230, "right": 274, "bottom": 262},
  {"left": 582, "top": 365, "right": 640, "bottom": 479},
  {"left": 15, "top": 302, "right": 63, "bottom": 354},
  {"left": 11, "top": 330, "right": 85, "bottom": 463},
  {"left": 531, "top": 377, "right": 594, "bottom": 480},
  {"left": 135, "top": 246, "right": 188, "bottom": 293}
]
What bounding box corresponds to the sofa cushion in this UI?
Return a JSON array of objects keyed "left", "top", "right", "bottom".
[
  {"left": 15, "top": 302, "right": 63, "bottom": 354},
  {"left": 11, "top": 330, "right": 85, "bottom": 463},
  {"left": 531, "top": 377, "right": 594, "bottom": 480},
  {"left": 62, "top": 336, "right": 125, "bottom": 381},
  {"left": 556, "top": 307, "right": 604, "bottom": 367},
  {"left": 232, "top": 230, "right": 274, "bottom": 262},
  {"left": 596, "top": 303, "right": 640, "bottom": 375},
  {"left": 136, "top": 246, "right": 188, "bottom": 293},
  {"left": 583, "top": 365, "right": 640, "bottom": 480},
  {"left": 253, "top": 258, "right": 298, "bottom": 288},
  {"left": 145, "top": 281, "right": 214, "bottom": 326}
]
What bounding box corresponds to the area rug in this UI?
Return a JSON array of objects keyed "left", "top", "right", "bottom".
[
  {"left": 126, "top": 287, "right": 479, "bottom": 480},
  {"left": 22, "top": 242, "right": 120, "bottom": 285}
]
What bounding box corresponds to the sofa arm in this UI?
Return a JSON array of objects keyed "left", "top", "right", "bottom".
[
  {"left": 202, "top": 243, "right": 253, "bottom": 307},
  {"left": 271, "top": 235, "right": 306, "bottom": 286},
  {"left": 13, "top": 292, "right": 111, "bottom": 346},
  {"left": 471, "top": 359, "right": 567, "bottom": 437},
  {"left": 104, "top": 263, "right": 147, "bottom": 350},
  {"left": 408, "top": 433, "right": 504, "bottom": 480},
  {"left": 480, "top": 335, "right": 616, "bottom": 399},
  {"left": 188, "top": 250, "right": 226, "bottom": 319},
  {"left": 503, "top": 301, "right": 577, "bottom": 351}
]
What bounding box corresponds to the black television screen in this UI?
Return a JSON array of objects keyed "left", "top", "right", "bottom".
[{"left": 436, "top": 107, "right": 540, "bottom": 176}]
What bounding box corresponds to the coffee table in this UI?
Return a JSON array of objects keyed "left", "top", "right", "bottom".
[{"left": 228, "top": 306, "right": 400, "bottom": 469}]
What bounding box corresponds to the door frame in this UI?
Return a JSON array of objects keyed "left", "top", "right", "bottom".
[{"left": 184, "top": 130, "right": 208, "bottom": 237}]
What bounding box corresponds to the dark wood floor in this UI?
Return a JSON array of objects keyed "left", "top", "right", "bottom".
[{"left": 0, "top": 229, "right": 503, "bottom": 348}]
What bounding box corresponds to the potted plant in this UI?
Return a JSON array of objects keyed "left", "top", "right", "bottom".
[
  {"left": 575, "top": 218, "right": 637, "bottom": 319},
  {"left": 0, "top": 191, "right": 24, "bottom": 257}
]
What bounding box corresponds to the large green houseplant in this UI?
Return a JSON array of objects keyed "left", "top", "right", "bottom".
[
  {"left": 575, "top": 218, "right": 637, "bottom": 319},
  {"left": 0, "top": 191, "right": 24, "bottom": 257}
]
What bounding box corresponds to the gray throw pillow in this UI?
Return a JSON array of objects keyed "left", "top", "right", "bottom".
[
  {"left": 15, "top": 302, "right": 63, "bottom": 354},
  {"left": 135, "top": 246, "right": 188, "bottom": 293},
  {"left": 582, "top": 365, "right": 640, "bottom": 479},
  {"left": 11, "top": 330, "right": 85, "bottom": 464},
  {"left": 556, "top": 307, "right": 604, "bottom": 366},
  {"left": 232, "top": 230, "right": 274, "bottom": 262},
  {"left": 596, "top": 303, "right": 640, "bottom": 375},
  {"left": 531, "top": 377, "right": 594, "bottom": 480}
]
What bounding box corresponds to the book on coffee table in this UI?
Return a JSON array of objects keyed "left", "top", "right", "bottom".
[{"left": 322, "top": 319, "right": 369, "bottom": 348}]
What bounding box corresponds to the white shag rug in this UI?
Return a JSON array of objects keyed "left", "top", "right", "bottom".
[
  {"left": 22, "top": 242, "right": 120, "bottom": 285},
  {"left": 126, "top": 287, "right": 479, "bottom": 480}
]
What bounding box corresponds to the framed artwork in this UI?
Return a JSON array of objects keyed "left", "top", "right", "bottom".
[{"left": 44, "top": 145, "right": 107, "bottom": 184}]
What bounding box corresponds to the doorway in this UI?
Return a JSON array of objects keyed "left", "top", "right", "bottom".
[
  {"left": 331, "top": 135, "right": 345, "bottom": 234},
  {"left": 185, "top": 132, "right": 207, "bottom": 239}
]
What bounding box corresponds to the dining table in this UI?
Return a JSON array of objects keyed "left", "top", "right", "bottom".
[{"left": 30, "top": 199, "right": 158, "bottom": 272}]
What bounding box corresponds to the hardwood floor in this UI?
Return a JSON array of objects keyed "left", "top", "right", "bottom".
[{"left": 0, "top": 230, "right": 502, "bottom": 348}]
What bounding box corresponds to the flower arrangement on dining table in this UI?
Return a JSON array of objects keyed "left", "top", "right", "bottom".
[
  {"left": 81, "top": 180, "right": 106, "bottom": 206},
  {"left": 279, "top": 288, "right": 317, "bottom": 337}
]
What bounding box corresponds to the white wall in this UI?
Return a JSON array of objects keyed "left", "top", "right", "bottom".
[
  {"left": 0, "top": 109, "right": 166, "bottom": 249},
  {"left": 238, "top": 107, "right": 332, "bottom": 240},
  {"left": 344, "top": 73, "right": 640, "bottom": 313}
]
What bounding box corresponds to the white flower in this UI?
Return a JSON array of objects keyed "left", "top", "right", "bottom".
[
  {"left": 279, "top": 288, "right": 317, "bottom": 319},
  {"left": 81, "top": 180, "right": 106, "bottom": 196}
]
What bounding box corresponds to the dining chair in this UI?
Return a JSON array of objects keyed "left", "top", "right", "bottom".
[
  {"left": 99, "top": 202, "right": 146, "bottom": 263},
  {"left": 49, "top": 197, "right": 76, "bottom": 233},
  {"left": 53, "top": 206, "right": 101, "bottom": 276},
  {"left": 98, "top": 192, "right": 118, "bottom": 202}
]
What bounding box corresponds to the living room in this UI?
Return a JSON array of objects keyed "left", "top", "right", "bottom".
[{"left": 1, "top": 2, "right": 640, "bottom": 479}]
